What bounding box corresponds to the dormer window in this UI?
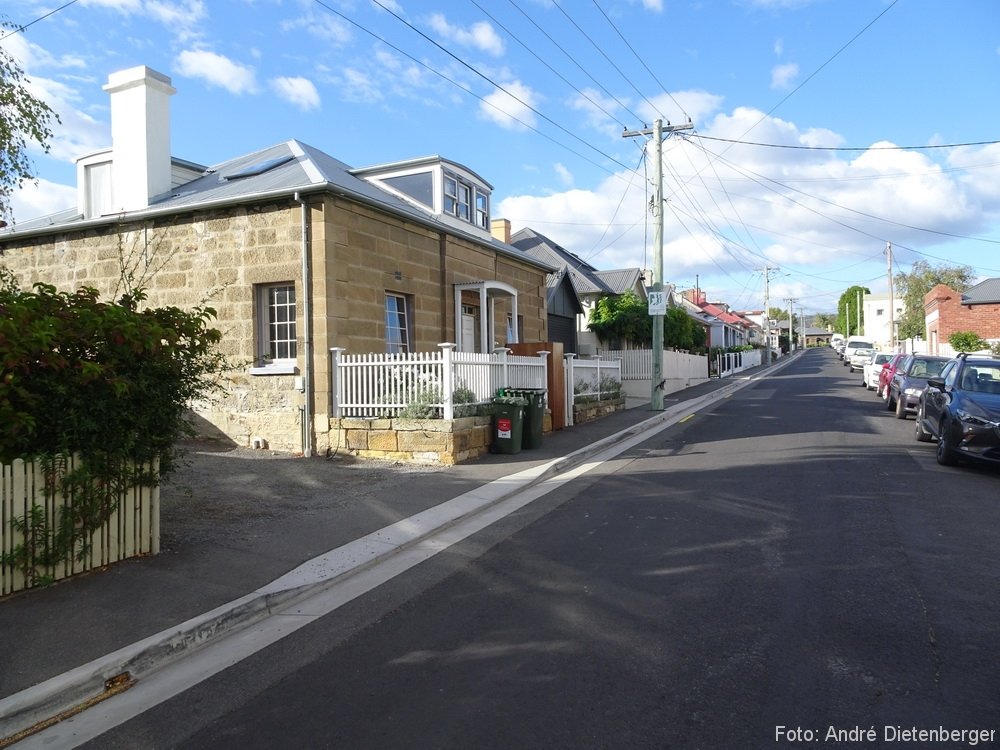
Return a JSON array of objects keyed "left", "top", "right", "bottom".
[
  {"left": 444, "top": 171, "right": 488, "bottom": 228},
  {"left": 354, "top": 157, "right": 493, "bottom": 235}
]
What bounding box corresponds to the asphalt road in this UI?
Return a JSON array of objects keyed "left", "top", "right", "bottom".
[{"left": 83, "top": 348, "right": 1000, "bottom": 749}]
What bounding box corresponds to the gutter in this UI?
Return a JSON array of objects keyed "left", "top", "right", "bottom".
[{"left": 294, "top": 191, "right": 314, "bottom": 458}]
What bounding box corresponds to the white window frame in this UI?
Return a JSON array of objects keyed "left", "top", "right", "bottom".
[
  {"left": 386, "top": 292, "right": 413, "bottom": 353},
  {"left": 250, "top": 282, "right": 298, "bottom": 375},
  {"left": 443, "top": 171, "right": 488, "bottom": 227},
  {"left": 475, "top": 190, "right": 489, "bottom": 229}
]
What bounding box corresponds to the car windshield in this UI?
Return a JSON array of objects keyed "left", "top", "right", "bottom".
[
  {"left": 875, "top": 354, "right": 891, "bottom": 364},
  {"left": 908, "top": 359, "right": 946, "bottom": 378}
]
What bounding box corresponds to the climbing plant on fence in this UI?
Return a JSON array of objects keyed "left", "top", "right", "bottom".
[{"left": 0, "top": 268, "right": 225, "bottom": 584}]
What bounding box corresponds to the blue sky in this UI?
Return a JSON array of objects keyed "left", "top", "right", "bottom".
[{"left": 4, "top": 0, "right": 1000, "bottom": 314}]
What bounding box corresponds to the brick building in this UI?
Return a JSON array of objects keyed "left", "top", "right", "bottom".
[{"left": 923, "top": 279, "right": 1000, "bottom": 355}]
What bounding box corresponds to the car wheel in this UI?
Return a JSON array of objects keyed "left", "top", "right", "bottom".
[
  {"left": 886, "top": 392, "right": 895, "bottom": 411},
  {"left": 895, "top": 394, "right": 908, "bottom": 419},
  {"left": 936, "top": 418, "right": 958, "bottom": 466},
  {"left": 914, "top": 405, "right": 932, "bottom": 442}
]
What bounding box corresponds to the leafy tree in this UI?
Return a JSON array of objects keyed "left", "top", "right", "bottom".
[
  {"left": 949, "top": 331, "right": 988, "bottom": 353},
  {"left": 767, "top": 306, "right": 788, "bottom": 324},
  {"left": 895, "top": 260, "right": 977, "bottom": 341},
  {"left": 665, "top": 306, "right": 707, "bottom": 351},
  {"left": 837, "top": 285, "right": 871, "bottom": 337},
  {"left": 587, "top": 291, "right": 652, "bottom": 347},
  {"left": 0, "top": 19, "right": 60, "bottom": 224},
  {"left": 813, "top": 312, "right": 836, "bottom": 330}
]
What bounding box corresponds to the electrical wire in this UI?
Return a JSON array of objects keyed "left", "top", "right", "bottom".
[
  {"left": 0, "top": 0, "right": 79, "bottom": 41},
  {"left": 467, "top": 0, "right": 630, "bottom": 131},
  {"left": 311, "top": 0, "right": 633, "bottom": 179},
  {"left": 590, "top": 0, "right": 690, "bottom": 123},
  {"left": 688, "top": 134, "right": 1000, "bottom": 152},
  {"left": 359, "top": 0, "right": 636, "bottom": 173}
]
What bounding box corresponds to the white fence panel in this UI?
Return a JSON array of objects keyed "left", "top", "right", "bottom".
[{"left": 331, "top": 345, "right": 548, "bottom": 419}]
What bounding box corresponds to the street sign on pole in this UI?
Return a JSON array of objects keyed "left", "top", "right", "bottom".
[{"left": 648, "top": 291, "right": 667, "bottom": 316}]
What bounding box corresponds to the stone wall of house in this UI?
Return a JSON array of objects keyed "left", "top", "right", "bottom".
[
  {"left": 1, "top": 200, "right": 308, "bottom": 453},
  {"left": 2, "top": 193, "right": 550, "bottom": 457}
]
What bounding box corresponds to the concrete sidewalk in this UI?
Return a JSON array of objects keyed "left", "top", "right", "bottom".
[{"left": 0, "top": 362, "right": 782, "bottom": 741}]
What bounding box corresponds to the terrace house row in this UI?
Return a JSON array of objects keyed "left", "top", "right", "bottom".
[{"left": 0, "top": 66, "right": 554, "bottom": 456}]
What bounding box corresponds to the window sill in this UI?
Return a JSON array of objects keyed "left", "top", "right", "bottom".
[{"left": 249, "top": 362, "right": 298, "bottom": 376}]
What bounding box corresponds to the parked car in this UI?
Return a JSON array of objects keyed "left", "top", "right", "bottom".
[
  {"left": 887, "top": 354, "right": 950, "bottom": 419},
  {"left": 848, "top": 345, "right": 877, "bottom": 373},
  {"left": 877, "top": 353, "right": 906, "bottom": 400},
  {"left": 842, "top": 337, "right": 875, "bottom": 367},
  {"left": 914, "top": 354, "right": 1000, "bottom": 467},
  {"left": 862, "top": 352, "right": 894, "bottom": 390}
]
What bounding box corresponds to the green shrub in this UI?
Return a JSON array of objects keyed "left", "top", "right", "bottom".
[{"left": 0, "top": 273, "right": 225, "bottom": 582}]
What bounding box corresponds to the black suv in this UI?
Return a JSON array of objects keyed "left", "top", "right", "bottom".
[
  {"left": 887, "top": 354, "right": 950, "bottom": 419},
  {"left": 914, "top": 353, "right": 1000, "bottom": 467}
]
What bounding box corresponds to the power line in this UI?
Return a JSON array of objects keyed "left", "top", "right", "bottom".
[
  {"left": 466, "top": 0, "right": 630, "bottom": 131},
  {"left": 358, "top": 0, "right": 636, "bottom": 173},
  {"left": 311, "top": 0, "right": 634, "bottom": 179},
  {"left": 687, "top": 134, "right": 1000, "bottom": 152},
  {"left": 1, "top": 0, "right": 79, "bottom": 40},
  {"left": 590, "top": 0, "right": 689, "bottom": 122},
  {"left": 504, "top": 0, "right": 643, "bottom": 124},
  {"left": 551, "top": 0, "right": 670, "bottom": 126}
]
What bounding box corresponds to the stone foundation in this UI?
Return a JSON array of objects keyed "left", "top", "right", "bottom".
[
  {"left": 573, "top": 397, "right": 626, "bottom": 425},
  {"left": 328, "top": 409, "right": 556, "bottom": 465}
]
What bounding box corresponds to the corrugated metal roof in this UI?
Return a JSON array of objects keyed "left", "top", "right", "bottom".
[
  {"left": 594, "top": 268, "right": 642, "bottom": 295},
  {"left": 962, "top": 278, "right": 1000, "bottom": 305},
  {"left": 1, "top": 140, "right": 555, "bottom": 273},
  {"left": 510, "top": 227, "right": 616, "bottom": 296}
]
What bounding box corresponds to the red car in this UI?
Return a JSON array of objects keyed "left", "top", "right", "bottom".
[{"left": 877, "top": 353, "right": 906, "bottom": 400}]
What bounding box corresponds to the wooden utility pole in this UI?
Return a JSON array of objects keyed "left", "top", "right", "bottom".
[
  {"left": 623, "top": 118, "right": 693, "bottom": 410},
  {"left": 885, "top": 242, "right": 895, "bottom": 350}
]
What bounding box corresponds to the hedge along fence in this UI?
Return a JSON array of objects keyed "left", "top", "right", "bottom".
[
  {"left": 1, "top": 456, "right": 159, "bottom": 597},
  {"left": 0, "top": 267, "right": 225, "bottom": 595}
]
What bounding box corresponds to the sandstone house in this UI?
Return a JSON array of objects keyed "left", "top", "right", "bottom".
[{"left": 0, "top": 66, "right": 554, "bottom": 456}]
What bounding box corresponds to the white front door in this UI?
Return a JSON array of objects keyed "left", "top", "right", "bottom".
[{"left": 461, "top": 307, "right": 478, "bottom": 352}]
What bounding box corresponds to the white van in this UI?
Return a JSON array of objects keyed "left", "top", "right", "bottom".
[
  {"left": 843, "top": 336, "right": 876, "bottom": 371},
  {"left": 830, "top": 333, "right": 845, "bottom": 350}
]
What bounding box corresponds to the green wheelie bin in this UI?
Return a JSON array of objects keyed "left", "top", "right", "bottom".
[
  {"left": 492, "top": 395, "right": 527, "bottom": 454},
  {"left": 508, "top": 388, "right": 545, "bottom": 449}
]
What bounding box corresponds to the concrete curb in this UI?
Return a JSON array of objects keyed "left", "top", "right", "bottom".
[{"left": 0, "top": 359, "right": 788, "bottom": 741}]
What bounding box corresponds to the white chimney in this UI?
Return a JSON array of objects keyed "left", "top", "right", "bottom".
[{"left": 102, "top": 66, "right": 176, "bottom": 213}]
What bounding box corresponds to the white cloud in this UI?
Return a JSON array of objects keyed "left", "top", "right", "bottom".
[
  {"left": 8, "top": 178, "right": 77, "bottom": 223},
  {"left": 270, "top": 76, "right": 321, "bottom": 111},
  {"left": 498, "top": 106, "right": 995, "bottom": 292},
  {"left": 770, "top": 62, "right": 799, "bottom": 89},
  {"left": 79, "top": 0, "right": 206, "bottom": 40},
  {"left": 340, "top": 67, "right": 382, "bottom": 104},
  {"left": 480, "top": 81, "right": 539, "bottom": 130},
  {"left": 554, "top": 163, "right": 574, "bottom": 187},
  {"left": 427, "top": 14, "right": 504, "bottom": 57},
  {"left": 637, "top": 90, "right": 725, "bottom": 128},
  {"left": 175, "top": 50, "right": 258, "bottom": 94},
  {"left": 282, "top": 12, "right": 352, "bottom": 44}
]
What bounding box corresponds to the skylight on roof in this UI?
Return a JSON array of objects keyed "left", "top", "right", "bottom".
[{"left": 222, "top": 155, "right": 294, "bottom": 180}]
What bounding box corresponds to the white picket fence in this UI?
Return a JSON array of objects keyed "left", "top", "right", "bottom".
[
  {"left": 1, "top": 456, "right": 159, "bottom": 597},
  {"left": 566, "top": 356, "right": 622, "bottom": 400},
  {"left": 330, "top": 344, "right": 549, "bottom": 419},
  {"left": 716, "top": 349, "right": 762, "bottom": 377}
]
